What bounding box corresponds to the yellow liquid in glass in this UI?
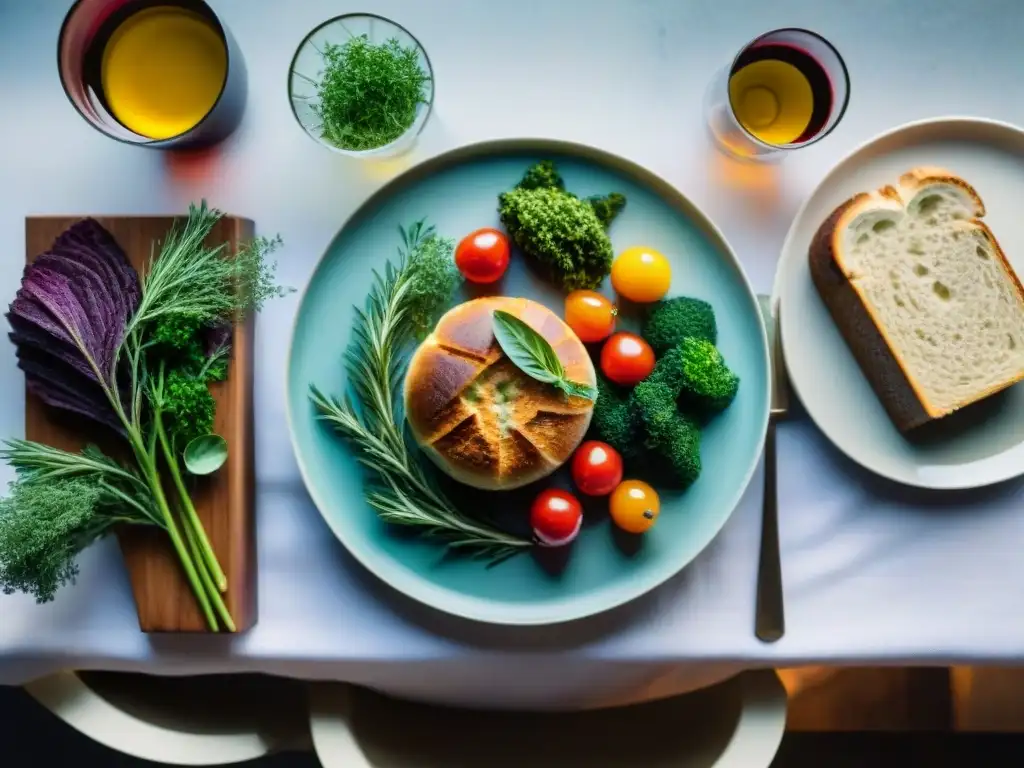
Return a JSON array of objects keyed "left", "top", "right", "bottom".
[
  {"left": 728, "top": 59, "right": 814, "bottom": 146},
  {"left": 101, "top": 6, "right": 227, "bottom": 140}
]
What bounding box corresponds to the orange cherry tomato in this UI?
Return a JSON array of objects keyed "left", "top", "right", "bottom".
[
  {"left": 609, "top": 480, "right": 660, "bottom": 534},
  {"left": 455, "top": 228, "right": 510, "bottom": 284},
  {"left": 530, "top": 489, "right": 583, "bottom": 547},
  {"left": 564, "top": 290, "right": 617, "bottom": 343},
  {"left": 571, "top": 441, "right": 624, "bottom": 496},
  {"left": 600, "top": 332, "right": 655, "bottom": 386}
]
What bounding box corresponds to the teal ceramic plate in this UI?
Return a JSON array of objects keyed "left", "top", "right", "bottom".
[{"left": 287, "top": 140, "right": 770, "bottom": 625}]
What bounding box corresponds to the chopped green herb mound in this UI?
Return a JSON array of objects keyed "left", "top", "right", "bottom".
[
  {"left": 498, "top": 160, "right": 626, "bottom": 291},
  {"left": 313, "top": 36, "right": 430, "bottom": 152},
  {"left": 591, "top": 377, "right": 641, "bottom": 460},
  {"left": 632, "top": 381, "right": 702, "bottom": 488},
  {"left": 518, "top": 161, "right": 565, "bottom": 191},
  {"left": 642, "top": 296, "right": 717, "bottom": 356},
  {"left": 588, "top": 194, "right": 628, "bottom": 228},
  {"left": 676, "top": 337, "right": 739, "bottom": 415}
]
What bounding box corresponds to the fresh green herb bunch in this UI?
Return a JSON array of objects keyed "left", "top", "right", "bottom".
[
  {"left": 0, "top": 442, "right": 163, "bottom": 603},
  {"left": 399, "top": 221, "right": 459, "bottom": 338},
  {"left": 1, "top": 203, "right": 287, "bottom": 630},
  {"left": 0, "top": 479, "right": 107, "bottom": 603},
  {"left": 312, "top": 35, "right": 430, "bottom": 151}
]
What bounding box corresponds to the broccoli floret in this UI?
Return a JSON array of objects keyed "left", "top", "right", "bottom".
[
  {"left": 631, "top": 380, "right": 702, "bottom": 488},
  {"left": 161, "top": 370, "right": 216, "bottom": 449},
  {"left": 590, "top": 376, "right": 641, "bottom": 459},
  {"left": 645, "top": 345, "right": 686, "bottom": 398},
  {"left": 642, "top": 297, "right": 717, "bottom": 356},
  {"left": 498, "top": 161, "right": 626, "bottom": 291},
  {"left": 676, "top": 338, "right": 739, "bottom": 415}
]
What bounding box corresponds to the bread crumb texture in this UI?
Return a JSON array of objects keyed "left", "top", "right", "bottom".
[{"left": 838, "top": 175, "right": 1024, "bottom": 414}]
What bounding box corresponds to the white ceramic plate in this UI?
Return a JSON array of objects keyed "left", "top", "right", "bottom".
[{"left": 775, "top": 117, "right": 1024, "bottom": 489}]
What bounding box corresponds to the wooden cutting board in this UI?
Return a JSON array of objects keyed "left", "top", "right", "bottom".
[{"left": 24, "top": 215, "right": 257, "bottom": 633}]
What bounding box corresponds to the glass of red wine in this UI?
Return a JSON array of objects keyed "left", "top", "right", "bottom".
[{"left": 704, "top": 28, "right": 850, "bottom": 161}]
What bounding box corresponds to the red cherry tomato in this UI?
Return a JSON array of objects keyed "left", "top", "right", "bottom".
[
  {"left": 455, "top": 228, "right": 510, "bottom": 284},
  {"left": 564, "top": 290, "right": 617, "bottom": 343},
  {"left": 530, "top": 489, "right": 583, "bottom": 547},
  {"left": 600, "top": 332, "right": 656, "bottom": 386},
  {"left": 571, "top": 441, "right": 624, "bottom": 496}
]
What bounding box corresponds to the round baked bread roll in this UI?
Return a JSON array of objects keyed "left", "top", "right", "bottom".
[{"left": 404, "top": 297, "right": 596, "bottom": 491}]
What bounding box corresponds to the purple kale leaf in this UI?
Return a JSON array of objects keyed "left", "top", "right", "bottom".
[{"left": 6, "top": 219, "right": 141, "bottom": 430}]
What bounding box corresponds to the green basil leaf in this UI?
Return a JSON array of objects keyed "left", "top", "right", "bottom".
[
  {"left": 556, "top": 379, "right": 599, "bottom": 402},
  {"left": 492, "top": 310, "right": 566, "bottom": 383},
  {"left": 183, "top": 434, "right": 228, "bottom": 476}
]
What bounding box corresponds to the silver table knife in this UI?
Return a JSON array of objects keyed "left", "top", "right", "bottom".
[{"left": 756, "top": 295, "right": 788, "bottom": 643}]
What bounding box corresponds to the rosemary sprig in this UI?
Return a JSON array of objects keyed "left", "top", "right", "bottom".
[{"left": 310, "top": 222, "right": 531, "bottom": 563}]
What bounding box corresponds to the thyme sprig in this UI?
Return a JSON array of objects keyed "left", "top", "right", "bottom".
[{"left": 312, "top": 35, "right": 430, "bottom": 151}]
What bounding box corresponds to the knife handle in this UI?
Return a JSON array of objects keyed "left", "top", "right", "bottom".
[{"left": 756, "top": 419, "right": 785, "bottom": 643}]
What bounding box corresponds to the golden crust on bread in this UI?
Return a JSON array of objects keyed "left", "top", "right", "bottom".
[{"left": 404, "top": 297, "right": 596, "bottom": 490}]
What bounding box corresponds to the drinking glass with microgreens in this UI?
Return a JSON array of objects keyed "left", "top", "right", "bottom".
[{"left": 288, "top": 13, "right": 434, "bottom": 159}]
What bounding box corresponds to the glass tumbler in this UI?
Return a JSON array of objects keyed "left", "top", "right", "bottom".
[
  {"left": 58, "top": 0, "right": 247, "bottom": 149},
  {"left": 704, "top": 28, "right": 850, "bottom": 162}
]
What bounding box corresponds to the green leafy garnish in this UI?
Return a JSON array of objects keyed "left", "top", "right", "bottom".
[
  {"left": 0, "top": 443, "right": 163, "bottom": 603},
  {"left": 398, "top": 221, "right": 460, "bottom": 338},
  {"left": 312, "top": 35, "right": 430, "bottom": 152},
  {"left": 491, "top": 310, "right": 598, "bottom": 401},
  {"left": 1, "top": 202, "right": 287, "bottom": 630},
  {"left": 183, "top": 435, "right": 228, "bottom": 476},
  {"left": 310, "top": 221, "right": 530, "bottom": 563}
]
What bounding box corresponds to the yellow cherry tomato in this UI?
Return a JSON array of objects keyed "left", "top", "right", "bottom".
[
  {"left": 611, "top": 246, "right": 672, "bottom": 303},
  {"left": 609, "top": 480, "right": 660, "bottom": 534}
]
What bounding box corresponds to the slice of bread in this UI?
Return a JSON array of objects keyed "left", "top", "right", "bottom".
[{"left": 809, "top": 167, "right": 1024, "bottom": 433}]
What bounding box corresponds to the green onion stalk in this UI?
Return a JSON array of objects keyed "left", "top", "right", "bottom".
[{"left": 106, "top": 328, "right": 233, "bottom": 632}]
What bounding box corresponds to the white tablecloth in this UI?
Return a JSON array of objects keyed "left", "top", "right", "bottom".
[{"left": 2, "top": 0, "right": 1024, "bottom": 709}]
